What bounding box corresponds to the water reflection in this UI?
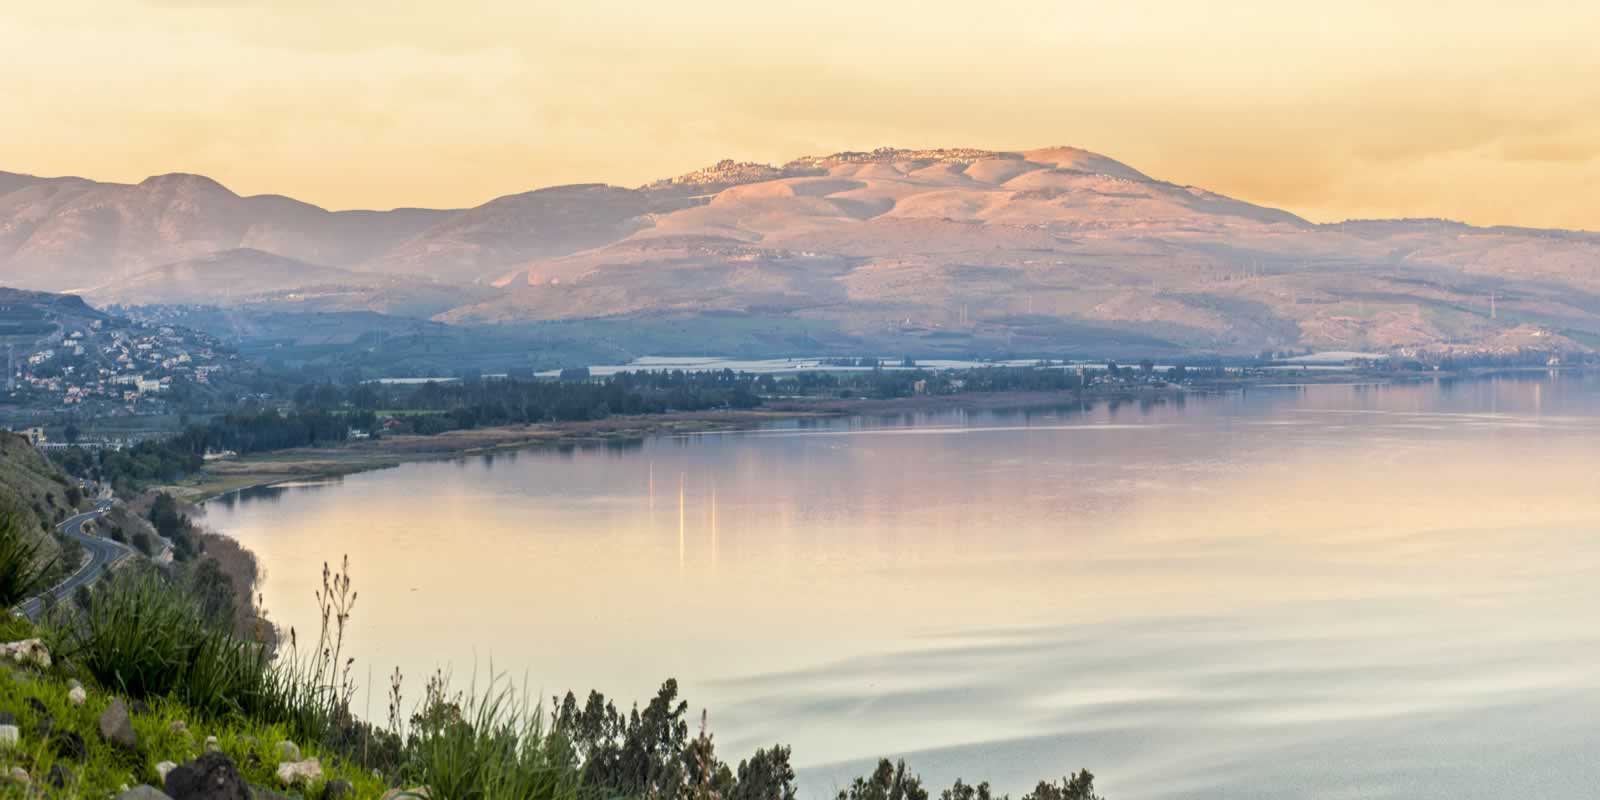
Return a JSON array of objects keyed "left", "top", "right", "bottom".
[{"left": 199, "top": 375, "right": 1600, "bottom": 800}]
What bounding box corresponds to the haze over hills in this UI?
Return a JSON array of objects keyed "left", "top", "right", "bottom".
[{"left": 5, "top": 146, "right": 1600, "bottom": 357}]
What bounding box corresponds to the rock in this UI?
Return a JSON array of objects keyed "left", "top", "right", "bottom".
[
  {"left": 68, "top": 685, "right": 87, "bottom": 706},
  {"left": 67, "top": 678, "right": 83, "bottom": 690},
  {"left": 6, "top": 766, "right": 28, "bottom": 785},
  {"left": 0, "top": 639, "right": 51, "bottom": 669},
  {"left": 0, "top": 724, "right": 17, "bottom": 748},
  {"left": 204, "top": 735, "right": 220, "bottom": 752},
  {"left": 156, "top": 761, "right": 178, "bottom": 781},
  {"left": 117, "top": 787, "right": 174, "bottom": 800},
  {"left": 275, "top": 758, "right": 322, "bottom": 787},
  {"left": 323, "top": 779, "right": 354, "bottom": 799},
  {"left": 380, "top": 789, "right": 430, "bottom": 800},
  {"left": 46, "top": 763, "right": 72, "bottom": 789},
  {"left": 98, "top": 698, "right": 139, "bottom": 751},
  {"left": 164, "top": 752, "right": 250, "bottom": 800},
  {"left": 53, "top": 729, "right": 88, "bottom": 761},
  {"left": 170, "top": 720, "right": 189, "bottom": 735},
  {"left": 274, "top": 739, "right": 301, "bottom": 762}
]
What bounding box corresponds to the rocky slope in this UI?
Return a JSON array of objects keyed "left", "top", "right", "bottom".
[{"left": 6, "top": 148, "right": 1600, "bottom": 356}]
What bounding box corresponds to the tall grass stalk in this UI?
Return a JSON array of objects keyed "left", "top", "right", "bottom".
[{"left": 267, "top": 556, "right": 360, "bottom": 739}]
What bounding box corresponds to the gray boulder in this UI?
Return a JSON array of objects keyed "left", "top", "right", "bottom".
[{"left": 98, "top": 698, "right": 139, "bottom": 751}]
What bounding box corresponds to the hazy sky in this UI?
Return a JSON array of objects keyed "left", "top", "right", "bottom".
[{"left": 4, "top": 0, "right": 1598, "bottom": 228}]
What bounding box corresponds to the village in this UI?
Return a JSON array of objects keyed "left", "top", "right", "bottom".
[{"left": 2, "top": 300, "right": 238, "bottom": 440}]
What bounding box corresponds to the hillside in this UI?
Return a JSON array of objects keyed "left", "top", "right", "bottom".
[
  {"left": 6, "top": 148, "right": 1600, "bottom": 356},
  {"left": 0, "top": 431, "right": 71, "bottom": 560},
  {"left": 0, "top": 287, "right": 107, "bottom": 346}
]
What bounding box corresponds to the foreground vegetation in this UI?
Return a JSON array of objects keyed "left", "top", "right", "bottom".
[{"left": 0, "top": 499, "right": 1107, "bottom": 799}]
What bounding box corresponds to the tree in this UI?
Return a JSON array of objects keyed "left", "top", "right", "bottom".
[
  {"left": 941, "top": 780, "right": 995, "bottom": 800},
  {"left": 1021, "top": 771, "right": 1103, "bottom": 800},
  {"left": 837, "top": 759, "right": 928, "bottom": 800},
  {"left": 189, "top": 557, "right": 237, "bottom": 628},
  {"left": 63, "top": 422, "right": 81, "bottom": 445},
  {"left": 732, "top": 746, "right": 798, "bottom": 800},
  {"left": 1138, "top": 359, "right": 1154, "bottom": 376}
]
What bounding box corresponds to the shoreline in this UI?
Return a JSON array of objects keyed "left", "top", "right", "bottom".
[
  {"left": 171, "top": 367, "right": 1535, "bottom": 504},
  {"left": 174, "top": 387, "right": 1182, "bottom": 503}
]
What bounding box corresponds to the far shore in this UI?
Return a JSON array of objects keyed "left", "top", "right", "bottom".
[
  {"left": 172, "top": 366, "right": 1537, "bottom": 504},
  {"left": 172, "top": 387, "right": 1179, "bottom": 503}
]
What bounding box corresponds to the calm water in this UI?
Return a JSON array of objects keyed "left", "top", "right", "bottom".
[{"left": 200, "top": 375, "right": 1600, "bottom": 799}]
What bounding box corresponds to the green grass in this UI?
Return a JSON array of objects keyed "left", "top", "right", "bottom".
[{"left": 0, "top": 622, "right": 390, "bottom": 798}]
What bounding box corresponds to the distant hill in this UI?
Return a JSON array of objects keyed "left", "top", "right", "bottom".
[
  {"left": 84, "top": 249, "right": 492, "bottom": 318},
  {"left": 0, "top": 287, "right": 106, "bottom": 341},
  {"left": 0, "top": 171, "right": 450, "bottom": 291},
  {"left": 6, "top": 147, "right": 1600, "bottom": 356}
]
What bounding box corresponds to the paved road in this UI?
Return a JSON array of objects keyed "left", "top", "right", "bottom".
[{"left": 17, "top": 499, "right": 134, "bottom": 619}]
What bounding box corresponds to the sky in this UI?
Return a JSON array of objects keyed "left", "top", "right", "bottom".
[{"left": 3, "top": 0, "right": 1598, "bottom": 229}]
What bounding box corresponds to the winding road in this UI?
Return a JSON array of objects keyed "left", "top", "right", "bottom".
[{"left": 17, "top": 498, "right": 134, "bottom": 619}]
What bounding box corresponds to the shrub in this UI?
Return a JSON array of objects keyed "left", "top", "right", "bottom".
[
  {"left": 0, "top": 504, "right": 56, "bottom": 607},
  {"left": 401, "top": 671, "right": 579, "bottom": 800},
  {"left": 46, "top": 567, "right": 276, "bottom": 718}
]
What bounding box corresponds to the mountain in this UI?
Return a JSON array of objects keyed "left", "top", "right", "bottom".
[
  {"left": 84, "top": 249, "right": 492, "bottom": 318},
  {"left": 364, "top": 184, "right": 699, "bottom": 282},
  {"left": 87, "top": 249, "right": 366, "bottom": 304},
  {"left": 0, "top": 171, "right": 451, "bottom": 291},
  {"left": 5, "top": 148, "right": 1600, "bottom": 356}
]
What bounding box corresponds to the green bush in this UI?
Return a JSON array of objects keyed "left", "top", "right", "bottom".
[
  {"left": 46, "top": 568, "right": 277, "bottom": 719},
  {"left": 401, "top": 672, "right": 579, "bottom": 800},
  {"left": 0, "top": 503, "right": 56, "bottom": 607}
]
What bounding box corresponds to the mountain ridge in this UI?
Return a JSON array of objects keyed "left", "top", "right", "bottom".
[{"left": 5, "top": 146, "right": 1600, "bottom": 356}]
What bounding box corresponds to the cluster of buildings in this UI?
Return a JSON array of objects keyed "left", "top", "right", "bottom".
[{"left": 5, "top": 319, "right": 232, "bottom": 414}]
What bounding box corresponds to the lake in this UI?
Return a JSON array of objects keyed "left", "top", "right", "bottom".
[{"left": 199, "top": 374, "right": 1600, "bottom": 799}]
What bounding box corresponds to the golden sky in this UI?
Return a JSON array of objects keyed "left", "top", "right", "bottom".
[{"left": 3, "top": 0, "right": 1598, "bottom": 228}]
